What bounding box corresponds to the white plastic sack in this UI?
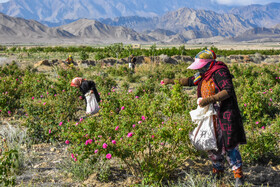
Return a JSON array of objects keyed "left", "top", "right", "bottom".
[
  {"left": 189, "top": 98, "right": 218, "bottom": 151},
  {"left": 85, "top": 91, "right": 100, "bottom": 114}
]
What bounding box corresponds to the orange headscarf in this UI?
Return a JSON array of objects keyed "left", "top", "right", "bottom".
[{"left": 70, "top": 77, "right": 83, "bottom": 88}]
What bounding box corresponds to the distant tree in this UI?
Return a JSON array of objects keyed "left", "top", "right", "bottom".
[
  {"left": 179, "top": 45, "right": 186, "bottom": 56},
  {"left": 80, "top": 51, "right": 89, "bottom": 60},
  {"left": 150, "top": 44, "right": 157, "bottom": 62}
]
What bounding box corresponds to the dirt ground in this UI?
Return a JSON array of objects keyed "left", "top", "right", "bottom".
[{"left": 13, "top": 142, "right": 280, "bottom": 186}]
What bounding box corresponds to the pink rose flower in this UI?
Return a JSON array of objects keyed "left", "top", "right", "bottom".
[
  {"left": 49, "top": 129, "right": 51, "bottom": 134},
  {"left": 112, "top": 140, "right": 116, "bottom": 144},
  {"left": 106, "top": 153, "right": 112, "bottom": 160},
  {"left": 138, "top": 121, "right": 142, "bottom": 124},
  {"left": 128, "top": 90, "right": 132, "bottom": 93},
  {"left": 135, "top": 96, "right": 139, "bottom": 99},
  {"left": 132, "top": 124, "right": 136, "bottom": 128},
  {"left": 88, "top": 139, "right": 93, "bottom": 144},
  {"left": 103, "top": 143, "right": 108, "bottom": 149},
  {"left": 261, "top": 126, "right": 265, "bottom": 129},
  {"left": 74, "top": 158, "right": 77, "bottom": 162},
  {"left": 65, "top": 140, "right": 70, "bottom": 144},
  {"left": 121, "top": 106, "right": 125, "bottom": 110},
  {"left": 59, "top": 122, "right": 63, "bottom": 126},
  {"left": 71, "top": 153, "right": 75, "bottom": 159},
  {"left": 141, "top": 116, "right": 146, "bottom": 121},
  {"left": 94, "top": 149, "right": 98, "bottom": 154},
  {"left": 160, "top": 80, "right": 164, "bottom": 85},
  {"left": 127, "top": 132, "right": 133, "bottom": 137},
  {"left": 255, "top": 121, "right": 259, "bottom": 125},
  {"left": 244, "top": 104, "right": 247, "bottom": 107},
  {"left": 115, "top": 126, "right": 119, "bottom": 131},
  {"left": 32, "top": 97, "right": 34, "bottom": 100}
]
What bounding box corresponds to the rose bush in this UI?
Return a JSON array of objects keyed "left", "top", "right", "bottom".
[{"left": 0, "top": 61, "right": 279, "bottom": 184}]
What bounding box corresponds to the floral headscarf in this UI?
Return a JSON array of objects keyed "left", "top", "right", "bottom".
[{"left": 70, "top": 77, "right": 83, "bottom": 88}]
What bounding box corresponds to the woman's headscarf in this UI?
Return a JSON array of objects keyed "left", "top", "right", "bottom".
[{"left": 70, "top": 77, "right": 83, "bottom": 88}]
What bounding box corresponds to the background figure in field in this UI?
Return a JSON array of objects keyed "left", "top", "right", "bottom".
[
  {"left": 65, "top": 55, "right": 74, "bottom": 65},
  {"left": 162, "top": 50, "right": 246, "bottom": 187},
  {"left": 129, "top": 54, "right": 136, "bottom": 73},
  {"left": 70, "top": 77, "right": 101, "bottom": 107}
]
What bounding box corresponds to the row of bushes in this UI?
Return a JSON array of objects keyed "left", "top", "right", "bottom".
[{"left": 1, "top": 44, "right": 280, "bottom": 59}]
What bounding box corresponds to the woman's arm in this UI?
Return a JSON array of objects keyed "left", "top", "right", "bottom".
[{"left": 163, "top": 76, "right": 196, "bottom": 86}]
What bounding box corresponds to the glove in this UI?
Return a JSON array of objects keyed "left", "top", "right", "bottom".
[
  {"left": 162, "top": 78, "right": 174, "bottom": 85},
  {"left": 199, "top": 90, "right": 230, "bottom": 107},
  {"left": 178, "top": 78, "right": 189, "bottom": 86},
  {"left": 162, "top": 78, "right": 189, "bottom": 86}
]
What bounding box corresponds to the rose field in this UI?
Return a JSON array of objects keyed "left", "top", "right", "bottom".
[{"left": 0, "top": 45, "right": 280, "bottom": 186}]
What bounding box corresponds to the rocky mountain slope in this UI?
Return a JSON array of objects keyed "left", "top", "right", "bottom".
[
  {"left": 0, "top": 13, "right": 74, "bottom": 38},
  {"left": 0, "top": 14, "right": 156, "bottom": 44},
  {"left": 232, "top": 27, "right": 280, "bottom": 42},
  {"left": 58, "top": 19, "right": 156, "bottom": 43},
  {"left": 229, "top": 3, "right": 280, "bottom": 28}
]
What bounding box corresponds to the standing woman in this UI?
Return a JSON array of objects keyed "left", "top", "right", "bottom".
[
  {"left": 70, "top": 77, "right": 101, "bottom": 105},
  {"left": 162, "top": 50, "right": 246, "bottom": 187}
]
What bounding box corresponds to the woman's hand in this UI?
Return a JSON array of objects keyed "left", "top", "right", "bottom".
[{"left": 90, "top": 90, "right": 94, "bottom": 93}]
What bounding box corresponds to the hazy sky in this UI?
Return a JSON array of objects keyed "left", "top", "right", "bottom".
[
  {"left": 0, "top": 0, "right": 279, "bottom": 6},
  {"left": 212, "top": 0, "right": 280, "bottom": 5}
]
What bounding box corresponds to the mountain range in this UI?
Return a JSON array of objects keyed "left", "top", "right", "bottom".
[
  {"left": 0, "top": 0, "right": 233, "bottom": 24},
  {"left": 0, "top": 1, "right": 280, "bottom": 44}
]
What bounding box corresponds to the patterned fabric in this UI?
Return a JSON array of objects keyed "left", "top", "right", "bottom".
[
  {"left": 195, "top": 49, "right": 216, "bottom": 60},
  {"left": 186, "top": 62, "right": 246, "bottom": 149},
  {"left": 208, "top": 146, "right": 243, "bottom": 172},
  {"left": 193, "top": 72, "right": 202, "bottom": 85},
  {"left": 187, "top": 50, "right": 216, "bottom": 70},
  {"left": 70, "top": 77, "right": 83, "bottom": 87},
  {"left": 200, "top": 74, "right": 243, "bottom": 173},
  {"left": 196, "top": 68, "right": 246, "bottom": 148},
  {"left": 201, "top": 78, "right": 216, "bottom": 98}
]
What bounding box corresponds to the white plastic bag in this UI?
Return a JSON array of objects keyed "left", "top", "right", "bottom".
[
  {"left": 85, "top": 91, "right": 100, "bottom": 114},
  {"left": 189, "top": 98, "right": 218, "bottom": 151}
]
